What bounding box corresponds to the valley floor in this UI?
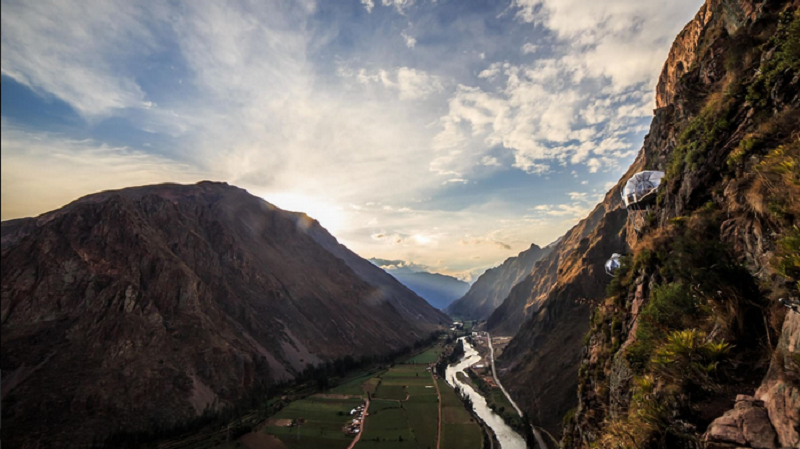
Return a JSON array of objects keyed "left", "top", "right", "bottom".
[{"left": 231, "top": 344, "right": 484, "bottom": 449}]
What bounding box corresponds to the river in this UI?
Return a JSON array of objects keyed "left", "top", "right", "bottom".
[{"left": 445, "top": 337, "right": 528, "bottom": 449}]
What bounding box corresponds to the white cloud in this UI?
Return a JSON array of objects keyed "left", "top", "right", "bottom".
[
  {"left": 1, "top": 123, "right": 203, "bottom": 219},
  {"left": 510, "top": 0, "right": 702, "bottom": 89},
  {"left": 521, "top": 43, "right": 538, "bottom": 54},
  {"left": 480, "top": 156, "right": 501, "bottom": 167},
  {"left": 478, "top": 62, "right": 503, "bottom": 79},
  {"left": 361, "top": 0, "right": 375, "bottom": 13},
  {"left": 434, "top": 59, "right": 641, "bottom": 176},
  {"left": 402, "top": 31, "right": 417, "bottom": 48},
  {"left": 346, "top": 66, "right": 444, "bottom": 100},
  {"left": 568, "top": 191, "right": 588, "bottom": 201},
  {"left": 382, "top": 0, "right": 415, "bottom": 14},
  {"left": 1, "top": 0, "right": 156, "bottom": 117}
]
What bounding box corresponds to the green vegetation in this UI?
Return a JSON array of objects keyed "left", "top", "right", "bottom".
[
  {"left": 264, "top": 395, "right": 363, "bottom": 449},
  {"left": 356, "top": 402, "right": 416, "bottom": 449},
  {"left": 358, "top": 363, "right": 441, "bottom": 449},
  {"left": 755, "top": 143, "right": 800, "bottom": 293},
  {"left": 584, "top": 204, "right": 770, "bottom": 447},
  {"left": 108, "top": 332, "right": 445, "bottom": 449},
  {"left": 404, "top": 345, "right": 443, "bottom": 364},
  {"left": 651, "top": 329, "right": 731, "bottom": 388},
  {"left": 437, "top": 379, "right": 483, "bottom": 449},
  {"left": 464, "top": 369, "right": 523, "bottom": 432},
  {"left": 746, "top": 10, "right": 800, "bottom": 109},
  {"left": 667, "top": 91, "right": 737, "bottom": 179},
  {"left": 328, "top": 370, "right": 384, "bottom": 396}
]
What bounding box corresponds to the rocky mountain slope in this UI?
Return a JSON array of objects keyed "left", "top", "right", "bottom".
[
  {"left": 492, "top": 0, "right": 800, "bottom": 446},
  {"left": 0, "top": 182, "right": 449, "bottom": 448},
  {"left": 373, "top": 267, "right": 470, "bottom": 310},
  {"left": 446, "top": 243, "right": 551, "bottom": 321}
]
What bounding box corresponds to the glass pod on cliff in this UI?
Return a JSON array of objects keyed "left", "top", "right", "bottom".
[
  {"left": 605, "top": 253, "right": 622, "bottom": 276},
  {"left": 622, "top": 170, "right": 665, "bottom": 232}
]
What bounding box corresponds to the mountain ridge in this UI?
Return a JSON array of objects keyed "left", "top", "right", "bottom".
[
  {"left": 446, "top": 243, "right": 552, "bottom": 322},
  {"left": 0, "top": 181, "right": 448, "bottom": 448},
  {"left": 375, "top": 267, "right": 470, "bottom": 310}
]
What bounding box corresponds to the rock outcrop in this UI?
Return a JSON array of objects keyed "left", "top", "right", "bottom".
[
  {"left": 704, "top": 395, "right": 779, "bottom": 449},
  {"left": 0, "top": 182, "right": 449, "bottom": 448},
  {"left": 446, "top": 243, "right": 551, "bottom": 322}
]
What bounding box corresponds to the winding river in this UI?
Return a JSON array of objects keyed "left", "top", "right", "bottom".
[{"left": 445, "top": 337, "right": 527, "bottom": 449}]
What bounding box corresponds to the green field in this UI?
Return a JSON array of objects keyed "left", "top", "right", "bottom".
[
  {"left": 251, "top": 343, "right": 481, "bottom": 449},
  {"left": 356, "top": 363, "right": 441, "bottom": 449},
  {"left": 263, "top": 395, "right": 363, "bottom": 449},
  {"left": 374, "top": 384, "right": 407, "bottom": 400},
  {"left": 404, "top": 345, "right": 443, "bottom": 364},
  {"left": 437, "top": 379, "right": 483, "bottom": 449},
  {"left": 328, "top": 371, "right": 382, "bottom": 397}
]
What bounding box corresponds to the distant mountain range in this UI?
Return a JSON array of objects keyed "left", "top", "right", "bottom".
[
  {"left": 369, "top": 259, "right": 470, "bottom": 310},
  {"left": 445, "top": 243, "right": 552, "bottom": 321},
  {"left": 1, "top": 182, "right": 449, "bottom": 448}
]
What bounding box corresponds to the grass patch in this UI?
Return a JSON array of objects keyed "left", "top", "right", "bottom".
[
  {"left": 404, "top": 402, "right": 439, "bottom": 449},
  {"left": 264, "top": 395, "right": 363, "bottom": 449},
  {"left": 328, "top": 371, "right": 381, "bottom": 397},
  {"left": 375, "top": 384, "right": 407, "bottom": 400},
  {"left": 404, "top": 346, "right": 443, "bottom": 364},
  {"left": 358, "top": 407, "right": 416, "bottom": 449}
]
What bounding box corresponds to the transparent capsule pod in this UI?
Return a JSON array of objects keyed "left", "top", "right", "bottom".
[
  {"left": 622, "top": 170, "right": 665, "bottom": 232},
  {"left": 605, "top": 253, "right": 622, "bottom": 276}
]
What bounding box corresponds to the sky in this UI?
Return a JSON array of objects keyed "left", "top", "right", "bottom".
[{"left": 1, "top": 0, "right": 703, "bottom": 281}]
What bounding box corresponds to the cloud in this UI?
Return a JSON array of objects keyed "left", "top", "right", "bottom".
[
  {"left": 478, "top": 62, "right": 504, "bottom": 79},
  {"left": 369, "top": 258, "right": 429, "bottom": 273},
  {"left": 346, "top": 66, "right": 444, "bottom": 100},
  {"left": 1, "top": 0, "right": 156, "bottom": 117},
  {"left": 480, "top": 156, "right": 501, "bottom": 167},
  {"left": 460, "top": 237, "right": 511, "bottom": 250},
  {"left": 402, "top": 30, "right": 417, "bottom": 48},
  {"left": 568, "top": 191, "right": 588, "bottom": 201},
  {"left": 1, "top": 122, "right": 203, "bottom": 219},
  {"left": 521, "top": 43, "right": 538, "bottom": 54},
  {"left": 509, "top": 0, "right": 702, "bottom": 89},
  {"left": 433, "top": 55, "right": 654, "bottom": 177},
  {"left": 382, "top": 0, "right": 415, "bottom": 14},
  {"left": 361, "top": 0, "right": 375, "bottom": 13}
]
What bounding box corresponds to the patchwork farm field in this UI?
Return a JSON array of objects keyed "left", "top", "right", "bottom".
[
  {"left": 403, "top": 345, "right": 443, "bottom": 364},
  {"left": 357, "top": 362, "right": 442, "bottom": 449},
  {"left": 263, "top": 395, "right": 363, "bottom": 449},
  {"left": 437, "top": 379, "right": 483, "bottom": 449},
  {"left": 244, "top": 343, "right": 482, "bottom": 449}
]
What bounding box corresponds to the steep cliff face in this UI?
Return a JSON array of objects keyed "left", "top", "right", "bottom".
[
  {"left": 0, "top": 182, "right": 448, "bottom": 448},
  {"left": 447, "top": 243, "right": 551, "bottom": 321},
  {"left": 492, "top": 177, "right": 632, "bottom": 433},
  {"left": 564, "top": 0, "right": 800, "bottom": 447},
  {"left": 491, "top": 0, "right": 800, "bottom": 445}
]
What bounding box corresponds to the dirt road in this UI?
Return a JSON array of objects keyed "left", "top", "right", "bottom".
[
  {"left": 346, "top": 398, "right": 370, "bottom": 449},
  {"left": 487, "top": 334, "right": 548, "bottom": 449}
]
